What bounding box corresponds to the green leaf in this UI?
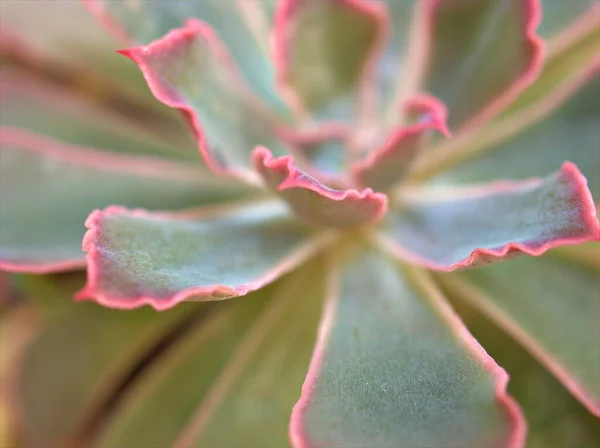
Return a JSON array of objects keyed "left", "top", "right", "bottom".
[
  {"left": 95, "top": 259, "right": 325, "bottom": 448},
  {"left": 438, "top": 247, "right": 600, "bottom": 415},
  {"left": 423, "top": 0, "right": 542, "bottom": 131},
  {"left": 425, "top": 62, "right": 600, "bottom": 202},
  {"left": 291, "top": 248, "right": 523, "bottom": 447},
  {"left": 378, "top": 163, "right": 599, "bottom": 270},
  {"left": 120, "top": 19, "right": 288, "bottom": 178},
  {"left": 78, "top": 201, "right": 326, "bottom": 310},
  {"left": 85, "top": 0, "right": 288, "bottom": 114},
  {"left": 274, "top": 0, "right": 384, "bottom": 122},
  {"left": 13, "top": 276, "right": 197, "bottom": 448},
  {"left": 538, "top": 0, "right": 597, "bottom": 39},
  {"left": 0, "top": 71, "right": 198, "bottom": 163},
  {"left": 0, "top": 130, "right": 243, "bottom": 273},
  {"left": 253, "top": 147, "right": 387, "bottom": 228},
  {"left": 441, "top": 284, "right": 600, "bottom": 447}
]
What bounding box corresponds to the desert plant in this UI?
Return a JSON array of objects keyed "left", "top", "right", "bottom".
[{"left": 0, "top": 0, "right": 599, "bottom": 447}]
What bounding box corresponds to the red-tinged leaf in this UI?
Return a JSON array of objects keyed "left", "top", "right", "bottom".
[
  {"left": 376, "top": 163, "right": 600, "bottom": 271},
  {"left": 77, "top": 201, "right": 329, "bottom": 310},
  {"left": 274, "top": 0, "right": 387, "bottom": 122},
  {"left": 0, "top": 129, "right": 244, "bottom": 274},
  {"left": 252, "top": 147, "right": 388, "bottom": 228},
  {"left": 539, "top": 0, "right": 598, "bottom": 39},
  {"left": 96, "top": 259, "right": 325, "bottom": 448},
  {"left": 291, "top": 248, "right": 524, "bottom": 448},
  {"left": 439, "top": 248, "right": 600, "bottom": 416},
  {"left": 353, "top": 95, "right": 450, "bottom": 191},
  {"left": 421, "top": 0, "right": 543, "bottom": 131},
  {"left": 84, "top": 0, "right": 289, "bottom": 114},
  {"left": 422, "top": 58, "right": 600, "bottom": 201},
  {"left": 119, "top": 19, "right": 289, "bottom": 181},
  {"left": 0, "top": 70, "right": 198, "bottom": 163}
]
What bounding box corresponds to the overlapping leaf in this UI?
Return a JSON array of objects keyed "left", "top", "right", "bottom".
[{"left": 291, "top": 248, "right": 523, "bottom": 447}]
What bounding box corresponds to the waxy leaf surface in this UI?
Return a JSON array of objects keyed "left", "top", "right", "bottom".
[
  {"left": 78, "top": 202, "right": 322, "bottom": 310},
  {"left": 538, "top": 0, "right": 597, "bottom": 38},
  {"left": 423, "top": 0, "right": 542, "bottom": 130},
  {"left": 121, "top": 19, "right": 288, "bottom": 176},
  {"left": 379, "top": 164, "right": 599, "bottom": 270},
  {"left": 428, "top": 63, "right": 600, "bottom": 202},
  {"left": 0, "top": 130, "right": 240, "bottom": 273},
  {"left": 253, "top": 147, "right": 387, "bottom": 228},
  {"left": 85, "top": 0, "right": 287, "bottom": 113},
  {"left": 441, "top": 249, "right": 600, "bottom": 415},
  {"left": 291, "top": 249, "right": 523, "bottom": 447},
  {"left": 97, "top": 261, "right": 325, "bottom": 447},
  {"left": 274, "top": 0, "right": 384, "bottom": 121}
]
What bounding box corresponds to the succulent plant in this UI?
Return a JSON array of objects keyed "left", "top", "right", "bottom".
[{"left": 1, "top": 0, "right": 599, "bottom": 447}]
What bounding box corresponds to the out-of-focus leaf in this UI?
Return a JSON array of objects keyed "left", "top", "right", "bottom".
[
  {"left": 422, "top": 0, "right": 542, "bottom": 131},
  {"left": 13, "top": 277, "right": 198, "bottom": 448},
  {"left": 0, "top": 71, "right": 198, "bottom": 163},
  {"left": 378, "top": 163, "right": 599, "bottom": 270},
  {"left": 0, "top": 130, "right": 244, "bottom": 273},
  {"left": 424, "top": 62, "right": 600, "bottom": 202},
  {"left": 253, "top": 147, "right": 387, "bottom": 228},
  {"left": 273, "top": 0, "right": 385, "bottom": 122},
  {"left": 78, "top": 201, "right": 326, "bottom": 310},
  {"left": 538, "top": 0, "right": 597, "bottom": 39},
  {"left": 441, "top": 284, "right": 600, "bottom": 448},
  {"left": 85, "top": 0, "right": 288, "bottom": 114},
  {"left": 120, "top": 19, "right": 288, "bottom": 179},
  {"left": 438, "top": 247, "right": 600, "bottom": 415},
  {"left": 291, "top": 248, "right": 523, "bottom": 447},
  {"left": 96, "top": 259, "right": 325, "bottom": 448}
]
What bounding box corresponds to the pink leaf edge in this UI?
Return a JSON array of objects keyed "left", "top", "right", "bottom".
[
  {"left": 117, "top": 18, "right": 268, "bottom": 185},
  {"left": 352, "top": 94, "right": 451, "bottom": 188},
  {"left": 75, "top": 205, "right": 325, "bottom": 311},
  {"left": 252, "top": 146, "right": 388, "bottom": 227},
  {"left": 82, "top": 0, "right": 133, "bottom": 44},
  {"left": 273, "top": 0, "right": 389, "bottom": 121},
  {"left": 289, "top": 267, "right": 526, "bottom": 448},
  {"left": 380, "top": 162, "right": 600, "bottom": 271},
  {"left": 431, "top": 0, "right": 545, "bottom": 131}
]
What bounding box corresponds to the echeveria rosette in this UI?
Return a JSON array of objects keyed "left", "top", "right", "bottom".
[{"left": 1, "top": 1, "right": 599, "bottom": 447}]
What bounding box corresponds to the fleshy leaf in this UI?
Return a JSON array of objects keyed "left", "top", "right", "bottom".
[
  {"left": 12, "top": 275, "right": 197, "bottom": 448},
  {"left": 421, "top": 0, "right": 543, "bottom": 131},
  {"left": 0, "top": 129, "right": 244, "bottom": 273},
  {"left": 252, "top": 147, "right": 387, "bottom": 228},
  {"left": 96, "top": 259, "right": 325, "bottom": 448},
  {"left": 438, "top": 248, "right": 600, "bottom": 416},
  {"left": 0, "top": 71, "right": 198, "bottom": 163},
  {"left": 85, "top": 0, "right": 288, "bottom": 114},
  {"left": 119, "top": 19, "right": 288, "bottom": 179},
  {"left": 538, "top": 0, "right": 597, "bottom": 39},
  {"left": 377, "top": 163, "right": 600, "bottom": 270},
  {"left": 353, "top": 95, "right": 450, "bottom": 191},
  {"left": 443, "top": 283, "right": 600, "bottom": 447},
  {"left": 423, "top": 59, "right": 600, "bottom": 201},
  {"left": 77, "top": 201, "right": 328, "bottom": 310},
  {"left": 273, "top": 0, "right": 386, "bottom": 122},
  {"left": 291, "top": 248, "right": 524, "bottom": 447}
]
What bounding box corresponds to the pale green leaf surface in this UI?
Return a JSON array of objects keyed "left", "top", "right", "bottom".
[
  {"left": 294, "top": 248, "right": 520, "bottom": 447},
  {"left": 424, "top": 0, "right": 540, "bottom": 130},
  {"left": 0, "top": 135, "right": 241, "bottom": 270},
  {"left": 538, "top": 0, "right": 596, "bottom": 38},
  {"left": 122, "top": 18, "right": 288, "bottom": 172},
  {"left": 380, "top": 164, "right": 598, "bottom": 270},
  {"left": 89, "top": 0, "right": 288, "bottom": 114},
  {"left": 97, "top": 260, "right": 324, "bottom": 448},
  {"left": 80, "top": 202, "right": 317, "bottom": 308},
  {"left": 430, "top": 71, "right": 600, "bottom": 201},
  {"left": 276, "top": 0, "right": 382, "bottom": 121},
  {"left": 446, "top": 249, "right": 600, "bottom": 413}
]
